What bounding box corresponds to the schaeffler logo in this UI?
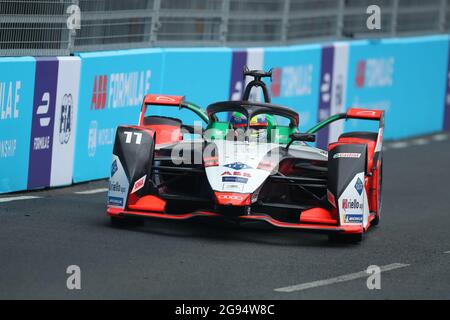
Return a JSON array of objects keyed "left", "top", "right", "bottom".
[
  {"left": 59, "top": 94, "right": 73, "bottom": 144},
  {"left": 131, "top": 175, "right": 147, "bottom": 194}
]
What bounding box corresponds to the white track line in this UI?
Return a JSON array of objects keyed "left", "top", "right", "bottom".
[
  {"left": 75, "top": 188, "right": 108, "bottom": 195},
  {"left": 411, "top": 138, "right": 429, "bottom": 146},
  {"left": 432, "top": 133, "right": 450, "bottom": 141},
  {"left": 444, "top": 251, "right": 450, "bottom": 254},
  {"left": 274, "top": 263, "right": 409, "bottom": 293},
  {"left": 388, "top": 141, "right": 410, "bottom": 149},
  {"left": 0, "top": 196, "right": 41, "bottom": 203}
]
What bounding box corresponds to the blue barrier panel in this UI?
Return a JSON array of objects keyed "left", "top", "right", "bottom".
[
  {"left": 159, "top": 47, "right": 232, "bottom": 125},
  {"left": 73, "top": 48, "right": 164, "bottom": 182},
  {"left": 443, "top": 37, "right": 450, "bottom": 131},
  {"left": 263, "top": 44, "right": 322, "bottom": 133},
  {"left": 0, "top": 57, "right": 35, "bottom": 193},
  {"left": 28, "top": 57, "right": 59, "bottom": 189},
  {"left": 344, "top": 35, "right": 449, "bottom": 139}
]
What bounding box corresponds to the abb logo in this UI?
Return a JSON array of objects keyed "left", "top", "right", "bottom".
[
  {"left": 221, "top": 171, "right": 251, "bottom": 178},
  {"left": 91, "top": 75, "right": 108, "bottom": 110},
  {"left": 270, "top": 68, "right": 282, "bottom": 97},
  {"left": 355, "top": 60, "right": 365, "bottom": 88}
]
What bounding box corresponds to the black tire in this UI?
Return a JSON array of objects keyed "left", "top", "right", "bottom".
[
  {"left": 110, "top": 216, "right": 144, "bottom": 228},
  {"left": 371, "top": 158, "right": 383, "bottom": 226},
  {"left": 328, "top": 232, "right": 363, "bottom": 243}
]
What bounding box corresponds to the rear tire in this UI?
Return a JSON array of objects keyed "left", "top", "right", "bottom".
[
  {"left": 328, "top": 232, "right": 363, "bottom": 243},
  {"left": 110, "top": 216, "right": 144, "bottom": 228}
]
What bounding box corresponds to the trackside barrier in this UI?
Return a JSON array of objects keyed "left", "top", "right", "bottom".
[
  {"left": 0, "top": 57, "right": 35, "bottom": 193},
  {"left": 0, "top": 34, "right": 449, "bottom": 193}
]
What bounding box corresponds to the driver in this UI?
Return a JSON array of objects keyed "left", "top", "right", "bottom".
[{"left": 229, "top": 112, "right": 275, "bottom": 142}]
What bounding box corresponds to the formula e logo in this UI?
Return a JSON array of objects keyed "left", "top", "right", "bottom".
[
  {"left": 355, "top": 177, "right": 364, "bottom": 195},
  {"left": 355, "top": 58, "right": 394, "bottom": 88},
  {"left": 91, "top": 75, "right": 108, "bottom": 110},
  {"left": 111, "top": 159, "right": 118, "bottom": 177},
  {"left": 88, "top": 120, "right": 97, "bottom": 157},
  {"left": 37, "top": 92, "right": 51, "bottom": 127},
  {"left": 223, "top": 162, "right": 252, "bottom": 170},
  {"left": 131, "top": 175, "right": 146, "bottom": 194},
  {"left": 59, "top": 94, "right": 72, "bottom": 144}
]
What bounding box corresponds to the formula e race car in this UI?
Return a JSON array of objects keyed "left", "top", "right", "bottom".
[{"left": 107, "top": 68, "right": 384, "bottom": 242}]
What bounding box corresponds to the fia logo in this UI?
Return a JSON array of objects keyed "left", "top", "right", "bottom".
[
  {"left": 88, "top": 120, "right": 97, "bottom": 157},
  {"left": 37, "top": 92, "right": 51, "bottom": 127},
  {"left": 59, "top": 94, "right": 72, "bottom": 144}
]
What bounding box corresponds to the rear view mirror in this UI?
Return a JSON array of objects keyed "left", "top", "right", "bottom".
[{"left": 287, "top": 133, "right": 316, "bottom": 149}]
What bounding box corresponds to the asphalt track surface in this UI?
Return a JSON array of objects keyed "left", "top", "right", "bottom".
[{"left": 1, "top": 133, "right": 450, "bottom": 299}]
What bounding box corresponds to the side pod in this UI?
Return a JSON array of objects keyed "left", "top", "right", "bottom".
[
  {"left": 108, "top": 126, "right": 156, "bottom": 209},
  {"left": 327, "top": 144, "right": 369, "bottom": 228}
]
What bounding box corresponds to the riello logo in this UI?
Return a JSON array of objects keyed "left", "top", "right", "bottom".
[{"left": 91, "top": 75, "right": 108, "bottom": 110}]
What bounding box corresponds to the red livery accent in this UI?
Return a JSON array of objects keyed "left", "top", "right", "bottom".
[
  {"left": 144, "top": 94, "right": 184, "bottom": 106},
  {"left": 127, "top": 195, "right": 166, "bottom": 212},
  {"left": 300, "top": 207, "right": 338, "bottom": 225},
  {"left": 214, "top": 192, "right": 251, "bottom": 206},
  {"left": 107, "top": 207, "right": 362, "bottom": 234},
  {"left": 147, "top": 124, "right": 182, "bottom": 145},
  {"left": 139, "top": 94, "right": 185, "bottom": 126},
  {"left": 347, "top": 108, "right": 383, "bottom": 120}
]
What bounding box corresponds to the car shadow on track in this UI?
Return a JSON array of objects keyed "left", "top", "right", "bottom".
[{"left": 100, "top": 216, "right": 367, "bottom": 248}]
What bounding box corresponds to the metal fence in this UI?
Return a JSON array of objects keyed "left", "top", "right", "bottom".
[{"left": 1, "top": 0, "right": 449, "bottom": 56}]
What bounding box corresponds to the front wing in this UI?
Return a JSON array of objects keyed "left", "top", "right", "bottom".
[{"left": 107, "top": 206, "right": 365, "bottom": 235}]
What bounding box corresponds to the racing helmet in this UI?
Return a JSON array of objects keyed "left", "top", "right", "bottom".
[{"left": 229, "top": 112, "right": 274, "bottom": 129}]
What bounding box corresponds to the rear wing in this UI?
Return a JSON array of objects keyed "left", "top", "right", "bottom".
[
  {"left": 139, "top": 94, "right": 208, "bottom": 125},
  {"left": 346, "top": 108, "right": 384, "bottom": 121},
  {"left": 307, "top": 107, "right": 385, "bottom": 172},
  {"left": 307, "top": 107, "right": 385, "bottom": 134}
]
